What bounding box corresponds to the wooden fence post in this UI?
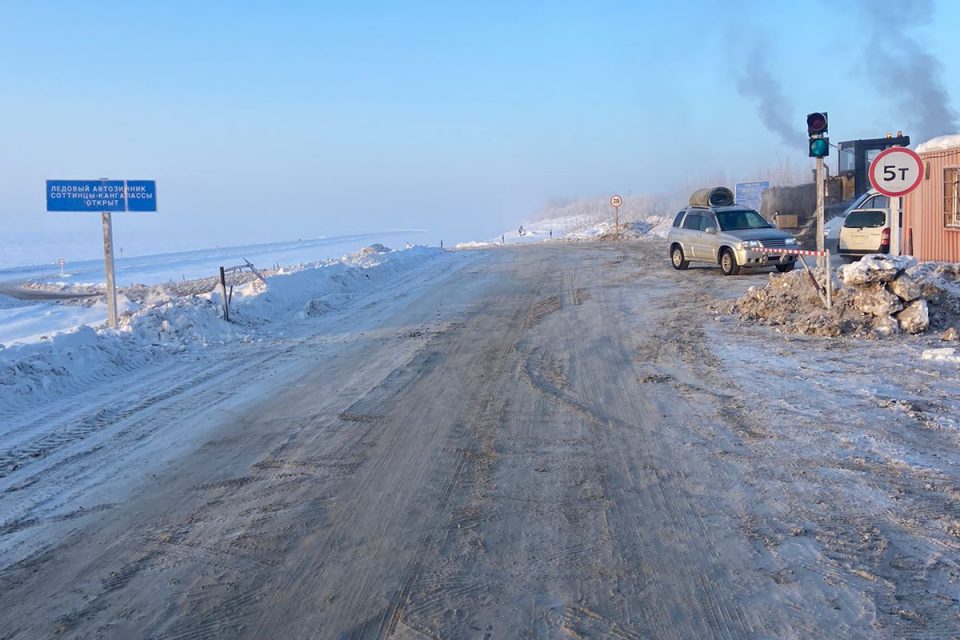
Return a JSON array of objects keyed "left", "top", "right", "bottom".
[{"left": 219, "top": 266, "right": 229, "bottom": 322}]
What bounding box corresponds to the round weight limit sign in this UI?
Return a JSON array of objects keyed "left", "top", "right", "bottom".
[
  {"left": 610, "top": 194, "right": 623, "bottom": 234},
  {"left": 869, "top": 147, "right": 923, "bottom": 197}
]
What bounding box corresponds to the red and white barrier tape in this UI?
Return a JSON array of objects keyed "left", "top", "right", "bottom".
[{"left": 753, "top": 247, "right": 827, "bottom": 257}]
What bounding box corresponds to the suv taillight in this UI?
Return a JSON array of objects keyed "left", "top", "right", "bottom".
[{"left": 881, "top": 228, "right": 891, "bottom": 244}]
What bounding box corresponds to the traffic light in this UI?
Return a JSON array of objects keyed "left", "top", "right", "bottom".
[
  {"left": 809, "top": 137, "right": 830, "bottom": 157},
  {"left": 807, "top": 112, "right": 828, "bottom": 136},
  {"left": 807, "top": 112, "right": 829, "bottom": 158}
]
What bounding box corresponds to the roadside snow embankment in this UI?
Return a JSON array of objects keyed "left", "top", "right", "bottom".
[
  {"left": 455, "top": 195, "right": 671, "bottom": 249},
  {"left": 729, "top": 254, "right": 960, "bottom": 340},
  {"left": 565, "top": 217, "right": 673, "bottom": 242},
  {"left": 0, "top": 245, "right": 443, "bottom": 401}
]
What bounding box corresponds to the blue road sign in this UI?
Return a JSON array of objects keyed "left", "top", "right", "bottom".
[
  {"left": 125, "top": 180, "right": 158, "bottom": 212},
  {"left": 735, "top": 181, "right": 769, "bottom": 212},
  {"left": 46, "top": 180, "right": 157, "bottom": 212},
  {"left": 47, "top": 180, "right": 126, "bottom": 212}
]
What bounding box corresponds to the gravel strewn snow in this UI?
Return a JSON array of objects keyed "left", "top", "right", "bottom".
[{"left": 730, "top": 255, "right": 960, "bottom": 338}]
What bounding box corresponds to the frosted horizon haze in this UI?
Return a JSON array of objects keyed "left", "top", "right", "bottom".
[{"left": 1, "top": 1, "right": 957, "bottom": 256}]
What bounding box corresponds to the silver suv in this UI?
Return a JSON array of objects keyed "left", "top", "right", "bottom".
[{"left": 667, "top": 195, "right": 800, "bottom": 276}]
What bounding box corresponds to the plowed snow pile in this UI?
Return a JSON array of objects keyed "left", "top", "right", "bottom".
[
  {"left": 730, "top": 254, "right": 960, "bottom": 338},
  {"left": 0, "top": 245, "right": 445, "bottom": 398}
]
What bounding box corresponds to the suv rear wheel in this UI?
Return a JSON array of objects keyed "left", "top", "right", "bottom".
[
  {"left": 670, "top": 245, "right": 689, "bottom": 270},
  {"left": 719, "top": 249, "right": 740, "bottom": 276}
]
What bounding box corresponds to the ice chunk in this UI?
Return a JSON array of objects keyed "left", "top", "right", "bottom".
[
  {"left": 852, "top": 285, "right": 904, "bottom": 317},
  {"left": 840, "top": 254, "right": 916, "bottom": 286},
  {"left": 896, "top": 299, "right": 929, "bottom": 334},
  {"left": 921, "top": 347, "right": 960, "bottom": 363}
]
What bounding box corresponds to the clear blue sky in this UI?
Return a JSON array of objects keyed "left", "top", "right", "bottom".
[{"left": 1, "top": 0, "right": 957, "bottom": 259}]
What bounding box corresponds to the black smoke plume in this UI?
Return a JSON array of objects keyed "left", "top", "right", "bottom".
[
  {"left": 858, "top": 0, "right": 957, "bottom": 141},
  {"left": 736, "top": 40, "right": 803, "bottom": 149}
]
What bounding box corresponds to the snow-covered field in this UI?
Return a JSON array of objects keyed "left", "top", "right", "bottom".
[
  {"left": 0, "top": 230, "right": 426, "bottom": 287},
  {"left": 0, "top": 243, "right": 452, "bottom": 406},
  {"left": 0, "top": 231, "right": 425, "bottom": 347},
  {"left": 0, "top": 299, "right": 112, "bottom": 346}
]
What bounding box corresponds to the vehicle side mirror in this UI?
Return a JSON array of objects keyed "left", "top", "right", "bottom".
[{"left": 704, "top": 226, "right": 717, "bottom": 235}]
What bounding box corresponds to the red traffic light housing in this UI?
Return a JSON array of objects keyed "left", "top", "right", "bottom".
[{"left": 807, "top": 112, "right": 828, "bottom": 136}]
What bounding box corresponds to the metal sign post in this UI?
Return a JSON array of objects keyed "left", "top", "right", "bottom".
[
  {"left": 816, "top": 157, "right": 825, "bottom": 270},
  {"left": 610, "top": 194, "right": 623, "bottom": 237},
  {"left": 46, "top": 179, "right": 157, "bottom": 329},
  {"left": 101, "top": 212, "right": 119, "bottom": 328},
  {"left": 868, "top": 146, "right": 922, "bottom": 257},
  {"left": 892, "top": 197, "right": 902, "bottom": 256}
]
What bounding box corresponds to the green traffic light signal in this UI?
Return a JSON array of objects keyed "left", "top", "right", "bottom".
[{"left": 809, "top": 137, "right": 829, "bottom": 158}]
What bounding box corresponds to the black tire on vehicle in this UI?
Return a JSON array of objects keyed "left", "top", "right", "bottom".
[
  {"left": 775, "top": 263, "right": 795, "bottom": 273},
  {"left": 671, "top": 245, "right": 690, "bottom": 270},
  {"left": 719, "top": 248, "right": 740, "bottom": 276}
]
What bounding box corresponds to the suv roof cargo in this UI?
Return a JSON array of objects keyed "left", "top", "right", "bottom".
[{"left": 689, "top": 187, "right": 734, "bottom": 208}]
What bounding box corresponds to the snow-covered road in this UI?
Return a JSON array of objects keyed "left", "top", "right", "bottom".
[{"left": 1, "top": 241, "right": 959, "bottom": 638}]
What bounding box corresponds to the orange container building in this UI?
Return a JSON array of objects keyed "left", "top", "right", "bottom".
[{"left": 903, "top": 135, "right": 960, "bottom": 262}]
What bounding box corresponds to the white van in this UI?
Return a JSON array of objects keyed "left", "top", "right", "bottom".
[{"left": 837, "top": 190, "right": 902, "bottom": 261}]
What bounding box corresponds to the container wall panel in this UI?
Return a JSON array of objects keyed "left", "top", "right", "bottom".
[{"left": 903, "top": 149, "right": 960, "bottom": 262}]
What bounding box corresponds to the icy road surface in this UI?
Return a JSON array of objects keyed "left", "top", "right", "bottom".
[{"left": 1, "top": 243, "right": 959, "bottom": 638}]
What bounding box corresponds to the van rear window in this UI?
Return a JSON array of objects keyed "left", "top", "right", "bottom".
[{"left": 844, "top": 211, "right": 885, "bottom": 228}]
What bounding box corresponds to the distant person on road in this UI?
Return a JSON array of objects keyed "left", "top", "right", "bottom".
[{"left": 519, "top": 225, "right": 524, "bottom": 236}]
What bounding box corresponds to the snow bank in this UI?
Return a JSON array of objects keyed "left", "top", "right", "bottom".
[
  {"left": 454, "top": 240, "right": 495, "bottom": 250},
  {"left": 456, "top": 215, "right": 670, "bottom": 250},
  {"left": 0, "top": 300, "right": 111, "bottom": 346},
  {"left": 235, "top": 245, "right": 439, "bottom": 322},
  {"left": 558, "top": 215, "right": 673, "bottom": 242},
  {"left": 0, "top": 325, "right": 164, "bottom": 400},
  {"left": 458, "top": 195, "right": 672, "bottom": 249},
  {"left": 0, "top": 245, "right": 444, "bottom": 407},
  {"left": 837, "top": 254, "right": 916, "bottom": 286},
  {"left": 916, "top": 134, "right": 960, "bottom": 154},
  {"left": 729, "top": 255, "right": 960, "bottom": 338}
]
